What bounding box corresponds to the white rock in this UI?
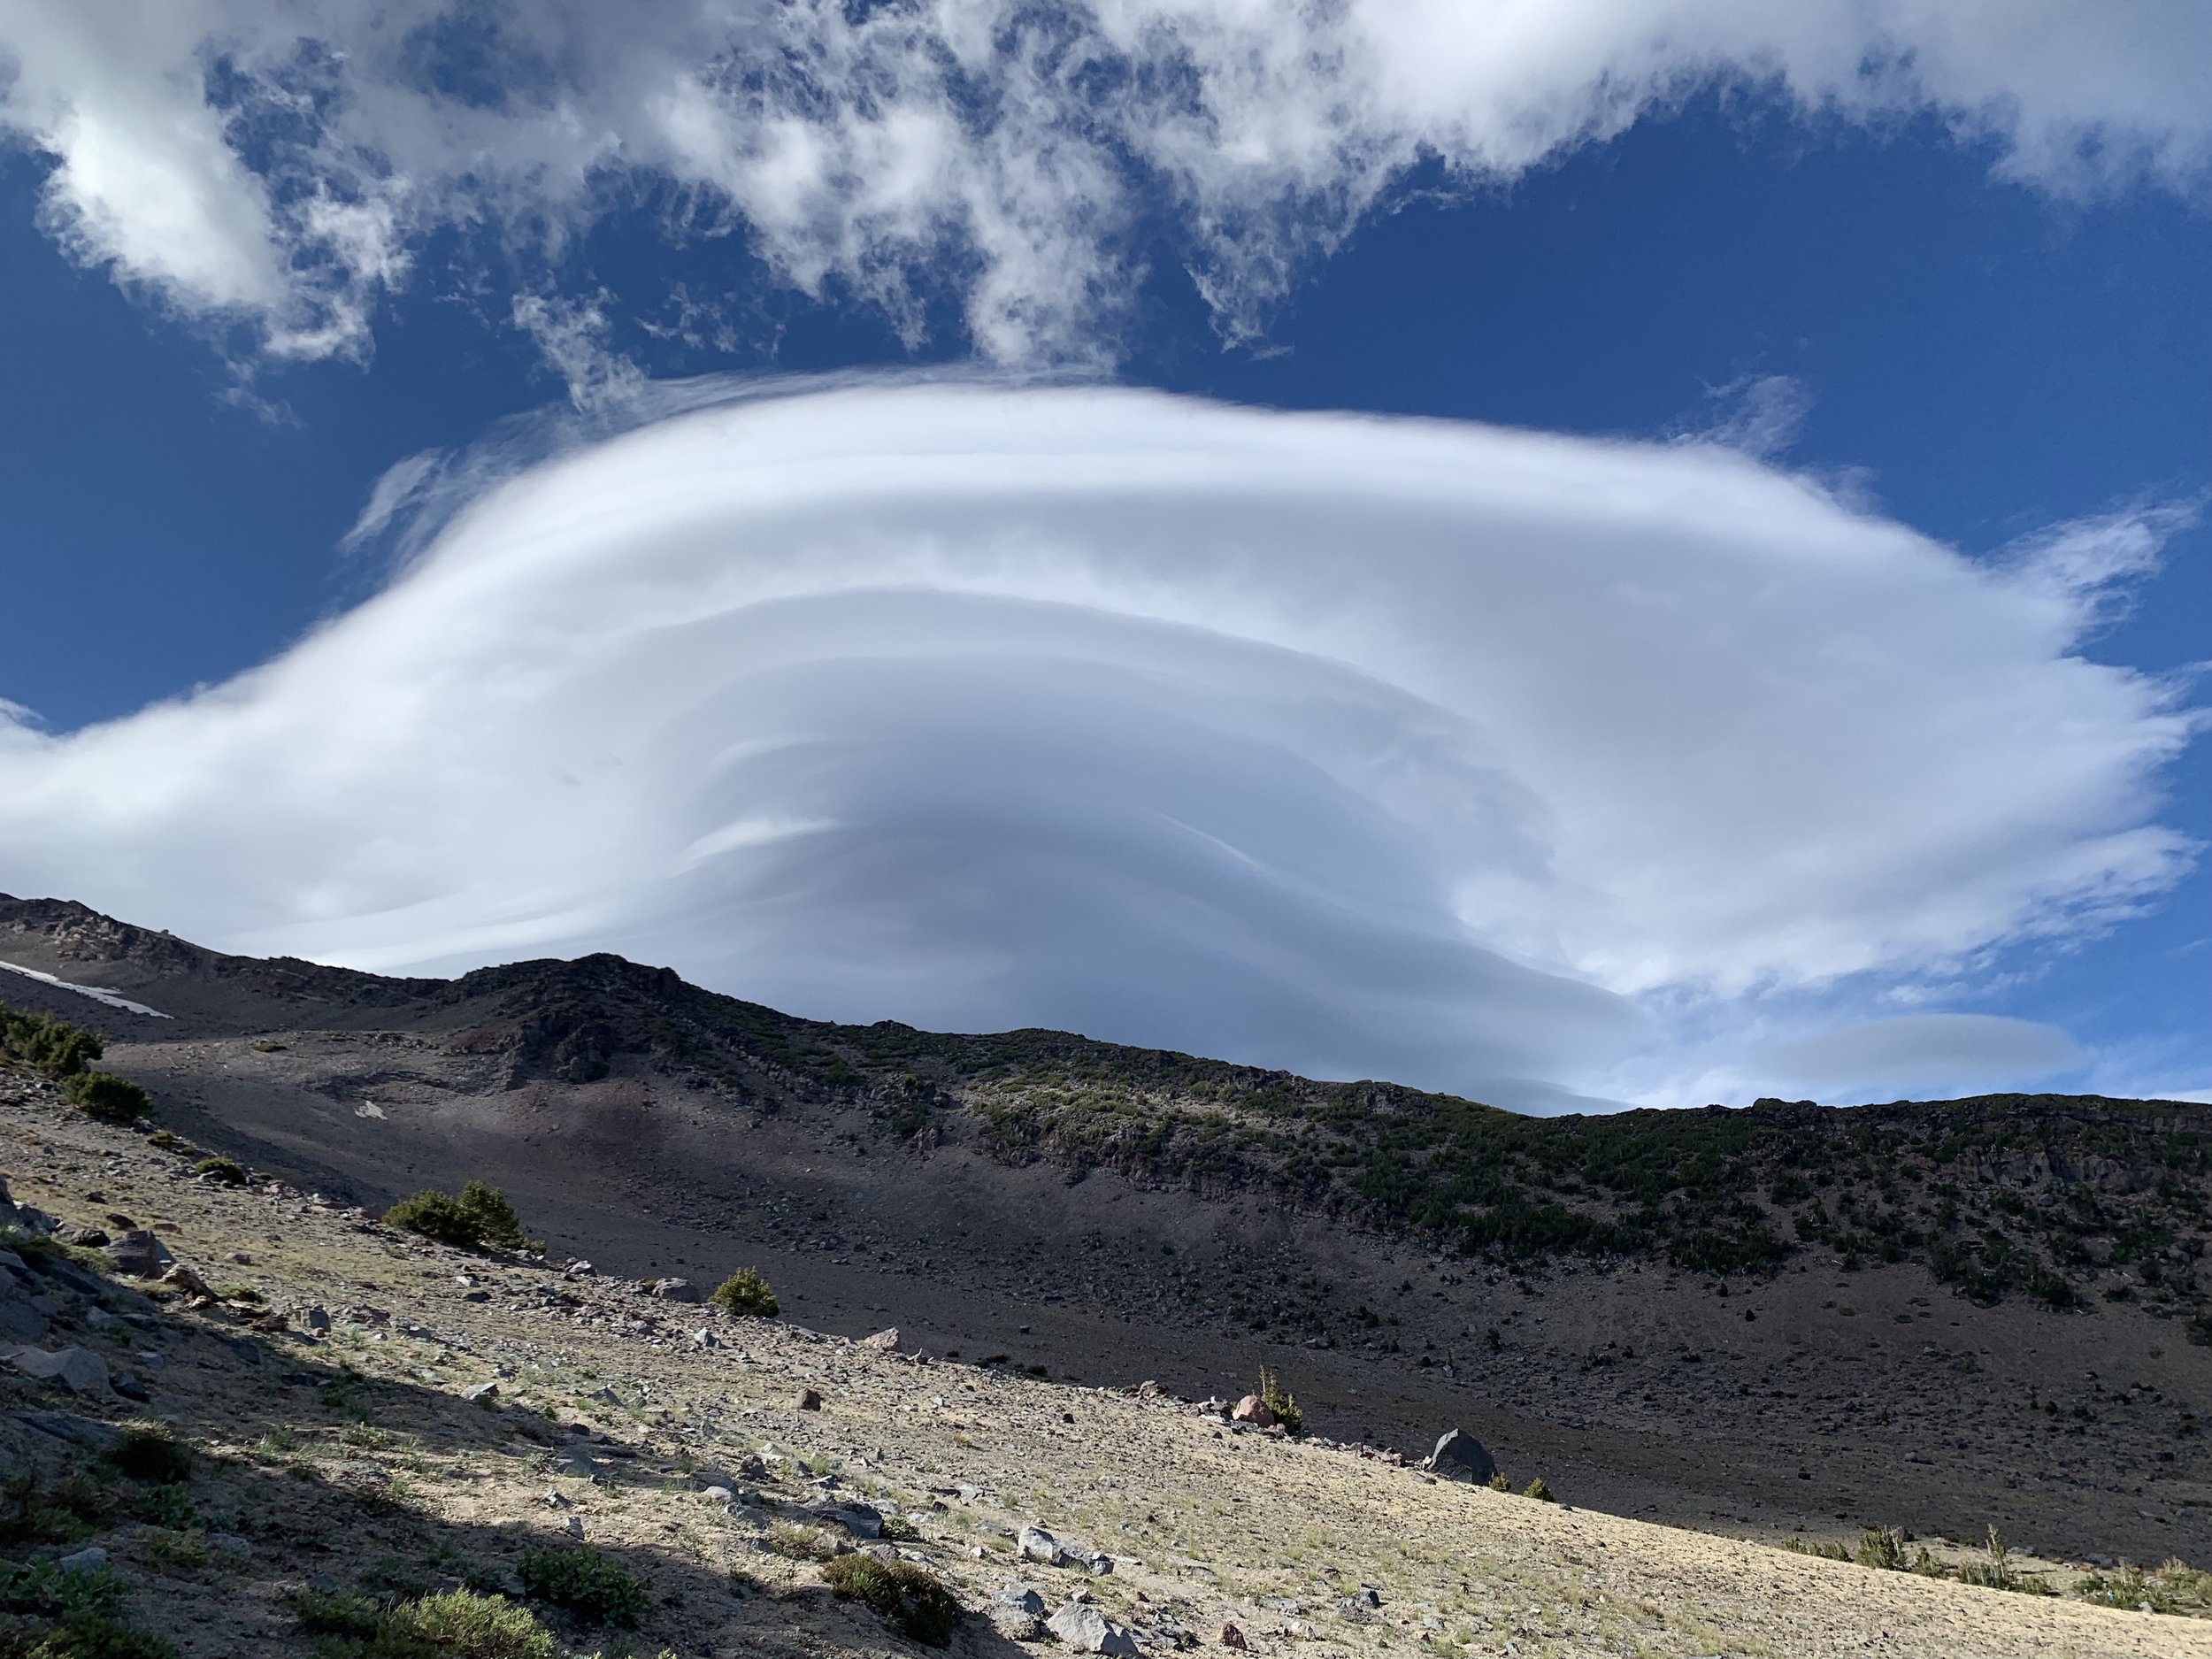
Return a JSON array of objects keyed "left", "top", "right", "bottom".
[
  {"left": 1045, "top": 1601, "right": 1141, "bottom": 1655},
  {"left": 57, "top": 1547, "right": 108, "bottom": 1575}
]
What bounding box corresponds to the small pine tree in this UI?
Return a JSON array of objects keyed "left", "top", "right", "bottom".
[
  {"left": 1257, "top": 1365, "right": 1304, "bottom": 1435},
  {"left": 1524, "top": 1476, "right": 1555, "bottom": 1502},
  {"left": 710, "top": 1267, "right": 780, "bottom": 1318}
]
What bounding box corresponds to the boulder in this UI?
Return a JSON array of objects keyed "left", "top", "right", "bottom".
[
  {"left": 1018, "top": 1525, "right": 1110, "bottom": 1572},
  {"left": 997, "top": 1584, "right": 1047, "bottom": 1615},
  {"left": 989, "top": 1605, "right": 1047, "bottom": 1641},
  {"left": 1045, "top": 1602, "right": 1141, "bottom": 1655},
  {"left": 27, "top": 1255, "right": 108, "bottom": 1299},
  {"left": 0, "top": 1279, "right": 48, "bottom": 1344},
  {"left": 817, "top": 1502, "right": 884, "bottom": 1540},
  {"left": 795, "top": 1387, "right": 823, "bottom": 1411},
  {"left": 858, "top": 1327, "right": 901, "bottom": 1352},
  {"left": 101, "top": 1231, "right": 175, "bottom": 1280},
  {"left": 1219, "top": 1623, "right": 1249, "bottom": 1650},
  {"left": 2, "top": 1345, "right": 111, "bottom": 1394},
  {"left": 1229, "top": 1394, "right": 1276, "bottom": 1428},
  {"left": 649, "top": 1278, "right": 701, "bottom": 1303},
  {"left": 17, "top": 1410, "right": 123, "bottom": 1452},
  {"left": 161, "top": 1264, "right": 216, "bottom": 1302},
  {"left": 1426, "top": 1429, "right": 1496, "bottom": 1485},
  {"left": 56, "top": 1548, "right": 107, "bottom": 1576}
]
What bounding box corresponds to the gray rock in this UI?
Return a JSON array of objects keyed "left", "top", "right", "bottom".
[
  {"left": 299, "top": 1305, "right": 332, "bottom": 1333},
  {"left": 795, "top": 1387, "right": 823, "bottom": 1411},
  {"left": 17, "top": 1410, "right": 123, "bottom": 1452},
  {"left": 204, "top": 1533, "right": 254, "bottom": 1561},
  {"left": 997, "top": 1584, "right": 1047, "bottom": 1615},
  {"left": 56, "top": 1548, "right": 108, "bottom": 1575},
  {"left": 699, "top": 1486, "right": 736, "bottom": 1506},
  {"left": 817, "top": 1503, "right": 884, "bottom": 1539},
  {"left": 649, "top": 1278, "right": 701, "bottom": 1303},
  {"left": 1046, "top": 1602, "right": 1141, "bottom": 1655},
  {"left": 552, "top": 1450, "right": 601, "bottom": 1482},
  {"left": 1019, "top": 1525, "right": 1110, "bottom": 1572},
  {"left": 989, "top": 1606, "right": 1047, "bottom": 1641},
  {"left": 689, "top": 1327, "right": 719, "bottom": 1348},
  {"left": 464, "top": 1381, "right": 500, "bottom": 1402},
  {"left": 100, "top": 1231, "right": 174, "bottom": 1280},
  {"left": 111, "top": 1372, "right": 149, "bottom": 1402},
  {"left": 27, "top": 1255, "right": 107, "bottom": 1299},
  {"left": 1426, "top": 1428, "right": 1496, "bottom": 1485},
  {"left": 0, "top": 1284, "right": 47, "bottom": 1344},
  {"left": 3, "top": 1345, "right": 110, "bottom": 1394}
]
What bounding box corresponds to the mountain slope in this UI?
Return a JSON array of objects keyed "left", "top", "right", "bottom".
[{"left": 4, "top": 894, "right": 2212, "bottom": 1574}]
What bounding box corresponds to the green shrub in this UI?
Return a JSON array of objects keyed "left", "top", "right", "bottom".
[
  {"left": 144, "top": 1131, "right": 180, "bottom": 1152},
  {"left": 286, "top": 1588, "right": 385, "bottom": 1638},
  {"left": 709, "top": 1267, "right": 780, "bottom": 1318},
  {"left": 61, "top": 1072, "right": 151, "bottom": 1125},
  {"left": 192, "top": 1157, "right": 246, "bottom": 1186},
  {"left": 1485, "top": 1472, "right": 1510, "bottom": 1493},
  {"left": 100, "top": 1426, "right": 193, "bottom": 1485},
  {"left": 516, "top": 1547, "right": 648, "bottom": 1627},
  {"left": 821, "top": 1555, "right": 961, "bottom": 1647},
  {"left": 384, "top": 1181, "right": 536, "bottom": 1253},
  {"left": 1854, "top": 1527, "right": 1907, "bottom": 1571},
  {"left": 879, "top": 1516, "right": 922, "bottom": 1543},
  {"left": 0, "top": 1559, "right": 127, "bottom": 1620},
  {"left": 0, "top": 1002, "right": 103, "bottom": 1079},
  {"left": 1523, "top": 1477, "right": 1555, "bottom": 1502},
  {"left": 388, "top": 1591, "right": 554, "bottom": 1659},
  {"left": 1256, "top": 1365, "right": 1304, "bottom": 1435},
  {"left": 0, "top": 1614, "right": 179, "bottom": 1659}
]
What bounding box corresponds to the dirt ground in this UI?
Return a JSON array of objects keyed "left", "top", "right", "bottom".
[{"left": 4, "top": 1081, "right": 2208, "bottom": 1658}]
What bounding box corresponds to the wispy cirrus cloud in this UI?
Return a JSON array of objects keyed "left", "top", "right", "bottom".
[
  {"left": 0, "top": 2, "right": 2207, "bottom": 377},
  {"left": 0, "top": 380, "right": 2194, "bottom": 1107}
]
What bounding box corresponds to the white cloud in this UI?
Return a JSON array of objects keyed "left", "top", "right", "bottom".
[
  {"left": 0, "top": 380, "right": 2193, "bottom": 1106},
  {"left": 1755, "top": 1012, "right": 2085, "bottom": 1099},
  {"left": 0, "top": 2, "right": 2205, "bottom": 365}
]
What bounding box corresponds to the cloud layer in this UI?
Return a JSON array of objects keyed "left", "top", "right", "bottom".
[
  {"left": 0, "top": 380, "right": 2193, "bottom": 1105},
  {"left": 0, "top": 2, "right": 2207, "bottom": 366}
]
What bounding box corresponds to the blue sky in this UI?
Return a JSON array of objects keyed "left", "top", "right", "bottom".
[{"left": 0, "top": 4, "right": 2206, "bottom": 1110}]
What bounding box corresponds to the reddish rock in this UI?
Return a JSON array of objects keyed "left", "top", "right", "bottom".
[{"left": 1230, "top": 1394, "right": 1276, "bottom": 1428}]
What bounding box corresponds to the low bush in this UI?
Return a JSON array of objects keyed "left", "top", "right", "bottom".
[
  {"left": 384, "top": 1181, "right": 536, "bottom": 1253},
  {"left": 61, "top": 1072, "right": 151, "bottom": 1125},
  {"left": 1853, "top": 1527, "right": 1907, "bottom": 1571},
  {"left": 1522, "top": 1477, "right": 1555, "bottom": 1502},
  {"left": 0, "top": 1614, "right": 179, "bottom": 1658},
  {"left": 516, "top": 1547, "right": 649, "bottom": 1627},
  {"left": 191, "top": 1157, "right": 246, "bottom": 1186},
  {"left": 1257, "top": 1365, "right": 1304, "bottom": 1436},
  {"left": 709, "top": 1267, "right": 780, "bottom": 1318},
  {"left": 101, "top": 1425, "right": 193, "bottom": 1485},
  {"left": 388, "top": 1590, "right": 554, "bottom": 1659},
  {"left": 821, "top": 1555, "right": 961, "bottom": 1647},
  {"left": 879, "top": 1516, "right": 922, "bottom": 1542},
  {"left": 1485, "top": 1473, "right": 1510, "bottom": 1493},
  {"left": 289, "top": 1587, "right": 551, "bottom": 1659}
]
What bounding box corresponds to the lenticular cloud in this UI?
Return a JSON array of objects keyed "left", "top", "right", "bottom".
[{"left": 0, "top": 383, "right": 2193, "bottom": 1102}]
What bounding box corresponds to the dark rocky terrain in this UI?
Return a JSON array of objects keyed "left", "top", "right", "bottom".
[{"left": 6, "top": 893, "right": 2212, "bottom": 1572}]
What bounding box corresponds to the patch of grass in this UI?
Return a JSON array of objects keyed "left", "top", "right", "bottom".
[
  {"left": 764, "top": 1523, "right": 839, "bottom": 1563},
  {"left": 708, "top": 1267, "right": 779, "bottom": 1319},
  {"left": 820, "top": 1555, "right": 961, "bottom": 1647},
  {"left": 516, "top": 1547, "right": 649, "bottom": 1627},
  {"left": 287, "top": 1589, "right": 385, "bottom": 1638},
  {"left": 879, "top": 1516, "right": 922, "bottom": 1543},
  {"left": 0, "top": 1559, "right": 127, "bottom": 1620},
  {"left": 191, "top": 1157, "right": 246, "bottom": 1186},
  {"left": 1783, "top": 1537, "right": 1849, "bottom": 1561},
  {"left": 144, "top": 1131, "right": 180, "bottom": 1152},
  {"left": 384, "top": 1181, "right": 537, "bottom": 1253}
]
